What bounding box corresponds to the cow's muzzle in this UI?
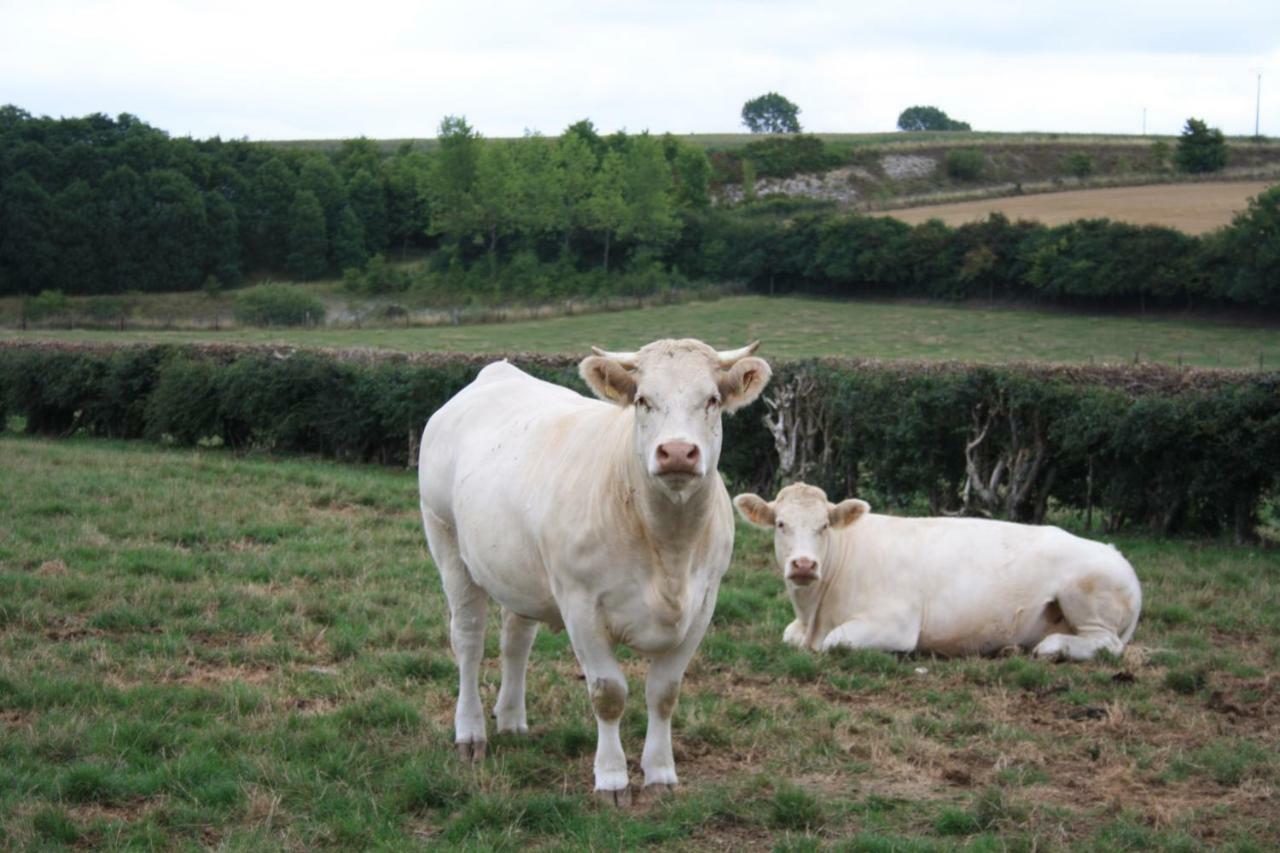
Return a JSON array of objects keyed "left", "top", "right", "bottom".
[
  {"left": 788, "top": 557, "right": 819, "bottom": 586},
  {"left": 655, "top": 441, "right": 700, "bottom": 477}
]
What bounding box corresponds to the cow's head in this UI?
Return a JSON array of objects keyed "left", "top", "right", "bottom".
[
  {"left": 580, "top": 339, "right": 770, "bottom": 499},
  {"left": 733, "top": 483, "right": 868, "bottom": 586}
]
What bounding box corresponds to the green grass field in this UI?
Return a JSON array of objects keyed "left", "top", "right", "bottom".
[
  {"left": 2, "top": 435, "right": 1277, "bottom": 849},
  {"left": 5, "top": 295, "right": 1279, "bottom": 369}
]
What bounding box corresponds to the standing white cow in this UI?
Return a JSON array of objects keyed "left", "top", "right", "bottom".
[
  {"left": 419, "top": 339, "right": 770, "bottom": 804},
  {"left": 733, "top": 483, "right": 1141, "bottom": 660}
]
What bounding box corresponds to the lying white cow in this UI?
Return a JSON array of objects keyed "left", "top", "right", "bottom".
[
  {"left": 733, "top": 483, "right": 1141, "bottom": 660},
  {"left": 419, "top": 339, "right": 770, "bottom": 804}
]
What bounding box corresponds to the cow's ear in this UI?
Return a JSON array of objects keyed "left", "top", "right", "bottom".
[
  {"left": 829, "top": 499, "right": 869, "bottom": 529},
  {"left": 733, "top": 493, "right": 776, "bottom": 528},
  {"left": 580, "top": 356, "right": 636, "bottom": 405},
  {"left": 718, "top": 357, "right": 772, "bottom": 414}
]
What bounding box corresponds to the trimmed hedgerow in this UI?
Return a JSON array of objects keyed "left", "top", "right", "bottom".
[{"left": 1, "top": 342, "right": 1276, "bottom": 539}]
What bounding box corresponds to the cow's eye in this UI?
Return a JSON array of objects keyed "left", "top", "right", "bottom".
[
  {"left": 706, "top": 395, "right": 720, "bottom": 410},
  {"left": 776, "top": 521, "right": 786, "bottom": 532},
  {"left": 635, "top": 396, "right": 651, "bottom": 411},
  {"left": 821, "top": 523, "right": 830, "bottom": 532}
]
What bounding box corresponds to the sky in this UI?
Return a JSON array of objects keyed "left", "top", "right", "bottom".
[{"left": 2, "top": 0, "right": 1277, "bottom": 141}]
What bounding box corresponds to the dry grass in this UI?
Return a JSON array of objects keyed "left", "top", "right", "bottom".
[{"left": 880, "top": 180, "right": 1277, "bottom": 234}]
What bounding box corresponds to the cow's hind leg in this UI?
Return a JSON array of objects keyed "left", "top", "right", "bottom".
[
  {"left": 422, "top": 506, "right": 489, "bottom": 760},
  {"left": 1032, "top": 572, "right": 1132, "bottom": 662},
  {"left": 495, "top": 608, "right": 538, "bottom": 734}
]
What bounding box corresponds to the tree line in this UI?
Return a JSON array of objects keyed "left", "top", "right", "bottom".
[
  {"left": 0, "top": 107, "right": 712, "bottom": 298},
  {"left": 671, "top": 191, "right": 1280, "bottom": 309},
  {"left": 1, "top": 105, "right": 1276, "bottom": 311}
]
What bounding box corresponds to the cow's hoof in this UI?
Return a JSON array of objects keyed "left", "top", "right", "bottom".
[
  {"left": 495, "top": 723, "right": 529, "bottom": 736},
  {"left": 594, "top": 785, "right": 633, "bottom": 808},
  {"left": 455, "top": 739, "right": 487, "bottom": 762},
  {"left": 643, "top": 782, "right": 675, "bottom": 799}
]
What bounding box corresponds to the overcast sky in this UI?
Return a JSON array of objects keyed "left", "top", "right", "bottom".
[{"left": 2, "top": 1, "right": 1277, "bottom": 141}]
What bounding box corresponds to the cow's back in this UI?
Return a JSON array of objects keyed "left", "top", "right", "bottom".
[
  {"left": 418, "top": 361, "right": 636, "bottom": 623},
  {"left": 833, "top": 515, "right": 1137, "bottom": 654}
]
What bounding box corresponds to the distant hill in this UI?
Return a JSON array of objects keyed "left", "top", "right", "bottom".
[{"left": 265, "top": 132, "right": 1280, "bottom": 210}]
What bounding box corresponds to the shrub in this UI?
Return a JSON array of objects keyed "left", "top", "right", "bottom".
[
  {"left": 2, "top": 343, "right": 1277, "bottom": 539},
  {"left": 85, "top": 295, "right": 129, "bottom": 322},
  {"left": 1061, "top": 151, "right": 1094, "bottom": 179},
  {"left": 233, "top": 283, "right": 325, "bottom": 327},
  {"left": 1175, "top": 118, "right": 1228, "bottom": 174},
  {"left": 24, "top": 289, "right": 69, "bottom": 321},
  {"left": 945, "top": 148, "right": 985, "bottom": 181},
  {"left": 740, "top": 134, "right": 840, "bottom": 179}
]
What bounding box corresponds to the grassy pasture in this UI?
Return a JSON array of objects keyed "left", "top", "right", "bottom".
[
  {"left": 5, "top": 295, "right": 1280, "bottom": 370},
  {"left": 1, "top": 435, "right": 1277, "bottom": 849}
]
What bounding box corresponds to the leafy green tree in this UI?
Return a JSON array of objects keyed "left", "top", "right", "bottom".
[
  {"left": 512, "top": 134, "right": 562, "bottom": 240},
  {"left": 741, "top": 93, "right": 802, "bottom": 134},
  {"left": 563, "top": 119, "right": 606, "bottom": 163},
  {"left": 347, "top": 168, "right": 388, "bottom": 252},
  {"left": 298, "top": 155, "right": 347, "bottom": 237},
  {"left": 332, "top": 204, "right": 368, "bottom": 272},
  {"left": 286, "top": 190, "right": 328, "bottom": 280},
  {"left": 141, "top": 168, "right": 208, "bottom": 291},
  {"left": 673, "top": 145, "right": 712, "bottom": 210},
  {"left": 51, "top": 179, "right": 101, "bottom": 293},
  {"left": 204, "top": 190, "right": 242, "bottom": 286},
  {"left": 333, "top": 137, "right": 382, "bottom": 181},
  {"left": 96, "top": 165, "right": 148, "bottom": 292},
  {"left": 384, "top": 146, "right": 430, "bottom": 256},
  {"left": 897, "top": 106, "right": 971, "bottom": 132},
  {"left": 586, "top": 151, "right": 627, "bottom": 272},
  {"left": 0, "top": 170, "right": 56, "bottom": 295},
  {"left": 1175, "top": 118, "right": 1227, "bottom": 174},
  {"left": 471, "top": 141, "right": 520, "bottom": 276},
  {"left": 1211, "top": 185, "right": 1280, "bottom": 306},
  {"left": 426, "top": 115, "right": 480, "bottom": 244},
  {"left": 620, "top": 134, "right": 678, "bottom": 250},
  {"left": 554, "top": 131, "right": 598, "bottom": 254},
  {"left": 249, "top": 157, "right": 300, "bottom": 270}
]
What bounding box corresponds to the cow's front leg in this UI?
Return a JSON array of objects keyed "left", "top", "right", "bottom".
[
  {"left": 641, "top": 585, "right": 719, "bottom": 795},
  {"left": 563, "top": 608, "right": 631, "bottom": 805},
  {"left": 783, "top": 619, "right": 807, "bottom": 647},
  {"left": 820, "top": 612, "right": 918, "bottom": 653}
]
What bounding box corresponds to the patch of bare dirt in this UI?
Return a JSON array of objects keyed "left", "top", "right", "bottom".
[
  {"left": 172, "top": 661, "right": 276, "bottom": 687},
  {"left": 36, "top": 559, "right": 69, "bottom": 576}
]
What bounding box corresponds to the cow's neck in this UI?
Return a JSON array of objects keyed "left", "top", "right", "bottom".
[
  {"left": 794, "top": 534, "right": 849, "bottom": 649},
  {"left": 624, "top": 445, "right": 718, "bottom": 554},
  {"left": 792, "top": 577, "right": 832, "bottom": 649},
  {"left": 612, "top": 418, "right": 720, "bottom": 627}
]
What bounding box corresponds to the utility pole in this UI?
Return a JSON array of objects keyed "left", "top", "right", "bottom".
[
  {"left": 1142, "top": 106, "right": 1147, "bottom": 136},
  {"left": 1255, "top": 71, "right": 1263, "bottom": 139}
]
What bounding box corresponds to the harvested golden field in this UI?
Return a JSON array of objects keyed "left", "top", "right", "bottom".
[{"left": 881, "top": 180, "right": 1276, "bottom": 234}]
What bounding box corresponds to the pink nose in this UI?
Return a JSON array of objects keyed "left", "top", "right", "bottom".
[
  {"left": 789, "top": 558, "right": 818, "bottom": 584},
  {"left": 656, "top": 441, "right": 700, "bottom": 475}
]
